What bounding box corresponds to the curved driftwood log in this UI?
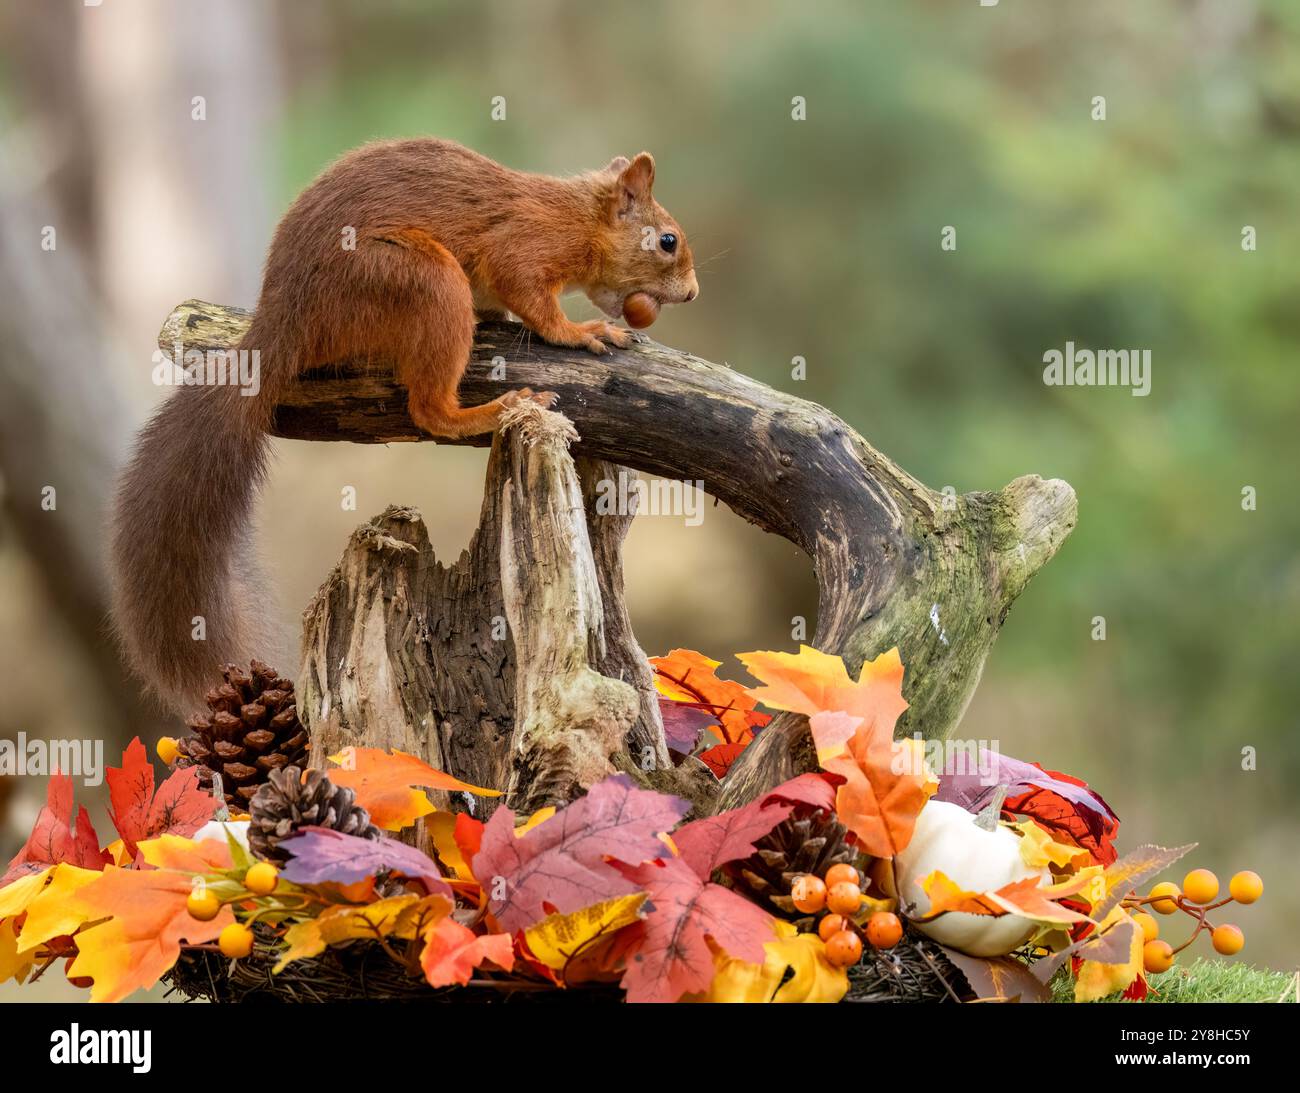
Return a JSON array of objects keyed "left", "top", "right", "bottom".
[{"left": 164, "top": 300, "right": 1077, "bottom": 815}]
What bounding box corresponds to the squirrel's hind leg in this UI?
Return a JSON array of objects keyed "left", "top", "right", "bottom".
[{"left": 342, "top": 229, "right": 545, "bottom": 438}]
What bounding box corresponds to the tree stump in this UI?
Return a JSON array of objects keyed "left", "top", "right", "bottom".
[
  {"left": 298, "top": 404, "right": 709, "bottom": 828},
  {"left": 162, "top": 300, "right": 1077, "bottom": 818}
]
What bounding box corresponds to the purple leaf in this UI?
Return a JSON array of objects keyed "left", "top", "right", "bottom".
[
  {"left": 935, "top": 748, "right": 1121, "bottom": 863},
  {"left": 940, "top": 948, "right": 1050, "bottom": 1003},
  {"left": 658, "top": 697, "right": 720, "bottom": 754},
  {"left": 936, "top": 747, "right": 1117, "bottom": 822},
  {"left": 278, "top": 827, "right": 451, "bottom": 896}
]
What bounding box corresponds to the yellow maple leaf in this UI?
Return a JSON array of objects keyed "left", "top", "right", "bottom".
[
  {"left": 523, "top": 894, "right": 646, "bottom": 973},
  {"left": 1067, "top": 864, "right": 1108, "bottom": 908},
  {"left": 1075, "top": 905, "right": 1144, "bottom": 1002},
  {"left": 738, "top": 647, "right": 934, "bottom": 858},
  {"left": 427, "top": 812, "right": 471, "bottom": 879},
  {"left": 1012, "top": 820, "right": 1091, "bottom": 871},
  {"left": 738, "top": 645, "right": 909, "bottom": 741},
  {"left": 137, "top": 833, "right": 233, "bottom": 873},
  {"left": 274, "top": 920, "right": 327, "bottom": 972},
  {"left": 104, "top": 839, "right": 132, "bottom": 866},
  {"left": 16, "top": 864, "right": 103, "bottom": 954},
  {"left": 0, "top": 919, "right": 33, "bottom": 985},
  {"left": 0, "top": 867, "right": 54, "bottom": 919},
  {"left": 704, "top": 920, "right": 848, "bottom": 1003},
  {"left": 273, "top": 894, "right": 452, "bottom": 972}
]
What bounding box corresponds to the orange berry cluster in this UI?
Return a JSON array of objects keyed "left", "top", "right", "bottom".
[
  {"left": 789, "top": 864, "right": 903, "bottom": 968},
  {"left": 184, "top": 861, "right": 282, "bottom": 959},
  {"left": 1127, "top": 868, "right": 1261, "bottom": 975}
]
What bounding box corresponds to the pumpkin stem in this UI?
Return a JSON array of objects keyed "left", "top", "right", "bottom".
[
  {"left": 974, "top": 783, "right": 1010, "bottom": 831},
  {"left": 211, "top": 772, "right": 230, "bottom": 823}
]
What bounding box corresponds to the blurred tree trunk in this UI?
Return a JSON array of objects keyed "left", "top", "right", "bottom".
[{"left": 0, "top": 0, "right": 282, "bottom": 829}]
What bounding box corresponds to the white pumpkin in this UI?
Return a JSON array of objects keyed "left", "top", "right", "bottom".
[
  {"left": 193, "top": 819, "right": 251, "bottom": 853},
  {"left": 894, "top": 799, "right": 1048, "bottom": 957}
]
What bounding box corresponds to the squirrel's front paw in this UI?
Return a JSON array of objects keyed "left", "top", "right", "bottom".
[{"left": 576, "top": 320, "right": 632, "bottom": 354}]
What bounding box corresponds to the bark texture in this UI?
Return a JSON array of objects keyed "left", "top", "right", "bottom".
[{"left": 164, "top": 300, "right": 1077, "bottom": 814}]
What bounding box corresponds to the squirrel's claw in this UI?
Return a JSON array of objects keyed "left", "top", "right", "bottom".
[{"left": 575, "top": 319, "right": 630, "bottom": 354}]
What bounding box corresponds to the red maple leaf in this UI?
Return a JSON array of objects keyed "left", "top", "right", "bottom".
[
  {"left": 1123, "top": 976, "right": 1151, "bottom": 1001},
  {"left": 107, "top": 737, "right": 218, "bottom": 858},
  {"left": 1004, "top": 768, "right": 1119, "bottom": 866},
  {"left": 935, "top": 749, "right": 1119, "bottom": 866},
  {"left": 615, "top": 856, "right": 775, "bottom": 1003},
  {"left": 763, "top": 772, "right": 840, "bottom": 812},
  {"left": 470, "top": 775, "right": 689, "bottom": 933},
  {"left": 671, "top": 795, "right": 792, "bottom": 879},
  {"left": 453, "top": 812, "right": 484, "bottom": 865},
  {"left": 2, "top": 772, "right": 110, "bottom": 885},
  {"left": 698, "top": 741, "right": 746, "bottom": 779}
]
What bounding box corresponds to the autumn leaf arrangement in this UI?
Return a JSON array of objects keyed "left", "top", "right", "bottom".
[{"left": 0, "top": 649, "right": 1263, "bottom": 1003}]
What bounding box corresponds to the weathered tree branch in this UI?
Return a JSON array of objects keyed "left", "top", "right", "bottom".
[{"left": 165, "top": 300, "right": 1077, "bottom": 813}]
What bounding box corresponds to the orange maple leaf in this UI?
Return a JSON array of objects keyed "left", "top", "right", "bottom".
[
  {"left": 650, "top": 649, "right": 769, "bottom": 747},
  {"left": 68, "top": 836, "right": 234, "bottom": 1003},
  {"left": 419, "top": 917, "right": 514, "bottom": 988},
  {"left": 918, "top": 870, "right": 1090, "bottom": 926},
  {"left": 738, "top": 646, "right": 932, "bottom": 857},
  {"left": 326, "top": 748, "right": 500, "bottom": 831},
  {"left": 822, "top": 719, "right": 935, "bottom": 859},
  {"left": 738, "top": 645, "right": 909, "bottom": 752}
]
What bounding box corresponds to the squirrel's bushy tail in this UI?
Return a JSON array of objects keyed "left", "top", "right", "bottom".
[{"left": 110, "top": 325, "right": 283, "bottom": 713}]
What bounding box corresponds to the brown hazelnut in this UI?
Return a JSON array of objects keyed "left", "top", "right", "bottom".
[{"left": 621, "top": 292, "right": 660, "bottom": 329}]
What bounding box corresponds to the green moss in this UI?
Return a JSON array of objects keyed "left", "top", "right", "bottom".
[{"left": 1050, "top": 959, "right": 1295, "bottom": 1004}]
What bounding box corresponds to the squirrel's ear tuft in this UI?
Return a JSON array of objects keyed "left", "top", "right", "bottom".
[
  {"left": 620, "top": 152, "right": 655, "bottom": 198},
  {"left": 607, "top": 153, "right": 656, "bottom": 220}
]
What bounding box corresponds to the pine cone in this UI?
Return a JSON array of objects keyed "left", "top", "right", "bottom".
[
  {"left": 173, "top": 660, "right": 309, "bottom": 808},
  {"left": 248, "top": 766, "right": 380, "bottom": 864},
  {"left": 725, "top": 805, "right": 865, "bottom": 924}
]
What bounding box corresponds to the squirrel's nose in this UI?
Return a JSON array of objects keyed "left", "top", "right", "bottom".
[{"left": 683, "top": 271, "right": 699, "bottom": 302}]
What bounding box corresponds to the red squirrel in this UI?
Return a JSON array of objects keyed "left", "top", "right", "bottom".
[{"left": 111, "top": 138, "right": 698, "bottom": 710}]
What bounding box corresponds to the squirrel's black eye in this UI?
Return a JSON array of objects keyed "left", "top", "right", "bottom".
[{"left": 659, "top": 232, "right": 677, "bottom": 254}]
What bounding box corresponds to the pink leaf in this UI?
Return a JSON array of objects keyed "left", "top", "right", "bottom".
[
  {"left": 616, "top": 857, "right": 775, "bottom": 1003},
  {"left": 471, "top": 775, "right": 689, "bottom": 933}
]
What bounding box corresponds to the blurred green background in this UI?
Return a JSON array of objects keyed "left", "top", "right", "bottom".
[{"left": 0, "top": 0, "right": 1295, "bottom": 995}]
